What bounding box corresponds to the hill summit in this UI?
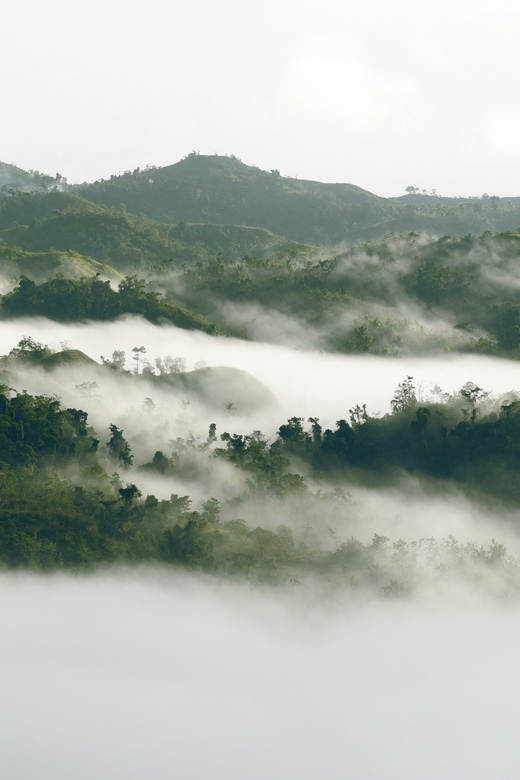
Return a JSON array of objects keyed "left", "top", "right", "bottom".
[{"left": 73, "top": 153, "right": 389, "bottom": 244}]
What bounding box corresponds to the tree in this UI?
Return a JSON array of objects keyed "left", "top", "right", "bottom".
[
  {"left": 132, "top": 346, "right": 147, "bottom": 375},
  {"left": 118, "top": 484, "right": 141, "bottom": 507},
  {"left": 101, "top": 350, "right": 126, "bottom": 370},
  {"left": 391, "top": 376, "right": 417, "bottom": 414},
  {"left": 349, "top": 404, "right": 369, "bottom": 428},
  {"left": 75, "top": 381, "right": 100, "bottom": 400},
  {"left": 106, "top": 424, "right": 133, "bottom": 469}
]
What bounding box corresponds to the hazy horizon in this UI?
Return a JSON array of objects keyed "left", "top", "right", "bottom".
[{"left": 3, "top": 0, "right": 520, "bottom": 198}]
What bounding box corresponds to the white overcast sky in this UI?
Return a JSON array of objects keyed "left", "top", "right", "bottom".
[{"left": 3, "top": 0, "right": 520, "bottom": 196}]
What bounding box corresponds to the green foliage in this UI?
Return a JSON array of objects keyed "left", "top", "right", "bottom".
[
  {"left": 0, "top": 274, "right": 222, "bottom": 333},
  {"left": 3, "top": 382, "right": 520, "bottom": 589},
  {"left": 72, "top": 155, "right": 520, "bottom": 243},
  {"left": 390, "top": 376, "right": 417, "bottom": 415},
  {"left": 74, "top": 154, "right": 388, "bottom": 244},
  {"left": 107, "top": 424, "right": 133, "bottom": 469},
  {"left": 0, "top": 189, "right": 291, "bottom": 270},
  {"left": 0, "top": 243, "right": 116, "bottom": 281},
  {"left": 173, "top": 230, "right": 520, "bottom": 357},
  {"left": 4, "top": 172, "right": 520, "bottom": 360},
  {"left": 0, "top": 386, "right": 93, "bottom": 468}
]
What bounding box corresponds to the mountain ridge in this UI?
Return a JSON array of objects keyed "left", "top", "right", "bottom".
[{"left": 2, "top": 154, "right": 520, "bottom": 246}]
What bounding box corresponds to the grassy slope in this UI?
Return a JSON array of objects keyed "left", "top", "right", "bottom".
[{"left": 0, "top": 244, "right": 119, "bottom": 283}]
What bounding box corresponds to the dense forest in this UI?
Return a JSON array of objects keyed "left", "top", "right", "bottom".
[
  {"left": 73, "top": 154, "right": 520, "bottom": 243},
  {"left": 0, "top": 274, "right": 222, "bottom": 333},
  {"left": 4, "top": 231, "right": 520, "bottom": 357},
  {"left": 1, "top": 342, "right": 519, "bottom": 592},
  {"left": 171, "top": 230, "right": 520, "bottom": 356},
  {"left": 2, "top": 156, "right": 520, "bottom": 593},
  {"left": 3, "top": 157, "right": 520, "bottom": 360}
]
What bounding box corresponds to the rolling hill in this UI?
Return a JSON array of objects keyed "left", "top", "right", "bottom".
[
  {"left": 73, "top": 153, "right": 520, "bottom": 243},
  {"left": 0, "top": 190, "right": 304, "bottom": 271}
]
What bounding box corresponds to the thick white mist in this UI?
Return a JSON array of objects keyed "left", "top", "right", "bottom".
[
  {"left": 3, "top": 317, "right": 520, "bottom": 549},
  {"left": 1, "top": 570, "right": 519, "bottom": 780},
  {"left": 2, "top": 317, "right": 520, "bottom": 424}
]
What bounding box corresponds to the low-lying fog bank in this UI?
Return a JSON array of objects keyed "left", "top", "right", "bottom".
[
  {"left": 1, "top": 569, "right": 519, "bottom": 780},
  {"left": 2, "top": 317, "right": 520, "bottom": 426},
  {"left": 3, "top": 317, "right": 520, "bottom": 555}
]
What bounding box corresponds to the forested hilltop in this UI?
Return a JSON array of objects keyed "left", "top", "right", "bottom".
[
  {"left": 2, "top": 156, "right": 520, "bottom": 359},
  {"left": 73, "top": 154, "right": 520, "bottom": 243},
  {"left": 3, "top": 154, "right": 520, "bottom": 246}
]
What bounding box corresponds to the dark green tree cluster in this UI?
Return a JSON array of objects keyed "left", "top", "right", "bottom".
[
  {"left": 253, "top": 380, "right": 520, "bottom": 503},
  {"left": 0, "top": 274, "right": 221, "bottom": 333},
  {"left": 0, "top": 387, "right": 310, "bottom": 575},
  {"left": 3, "top": 380, "right": 520, "bottom": 590},
  {"left": 0, "top": 386, "right": 96, "bottom": 468}
]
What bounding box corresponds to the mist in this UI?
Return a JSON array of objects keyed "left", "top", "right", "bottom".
[
  {"left": 3, "top": 316, "right": 520, "bottom": 548},
  {"left": 2, "top": 317, "right": 520, "bottom": 424},
  {"left": 2, "top": 569, "right": 520, "bottom": 780},
  {"left": 4, "top": 314, "right": 520, "bottom": 775},
  {"left": 4, "top": 0, "right": 520, "bottom": 766}
]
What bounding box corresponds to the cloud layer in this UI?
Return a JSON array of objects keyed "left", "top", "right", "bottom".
[{"left": 1, "top": 570, "right": 520, "bottom": 780}]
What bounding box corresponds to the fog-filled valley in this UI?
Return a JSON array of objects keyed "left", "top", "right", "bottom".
[
  {"left": 4, "top": 156, "right": 520, "bottom": 777},
  {"left": 4, "top": 570, "right": 520, "bottom": 780}
]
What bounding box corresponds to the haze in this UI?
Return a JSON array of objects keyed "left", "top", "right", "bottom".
[
  {"left": 4, "top": 318, "right": 520, "bottom": 552},
  {"left": 3, "top": 0, "right": 520, "bottom": 196},
  {"left": 2, "top": 571, "right": 520, "bottom": 780}
]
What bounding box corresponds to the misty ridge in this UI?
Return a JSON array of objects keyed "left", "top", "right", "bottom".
[
  {"left": 2, "top": 317, "right": 520, "bottom": 598},
  {"left": 3, "top": 206, "right": 520, "bottom": 360},
  {"left": 3, "top": 155, "right": 520, "bottom": 598}
]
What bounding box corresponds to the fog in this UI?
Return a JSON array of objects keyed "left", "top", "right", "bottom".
[
  {"left": 4, "top": 316, "right": 520, "bottom": 517},
  {"left": 201, "top": 290, "right": 478, "bottom": 356},
  {"left": 2, "top": 326, "right": 520, "bottom": 574},
  {"left": 2, "top": 570, "right": 520, "bottom": 780},
  {"left": 2, "top": 317, "right": 520, "bottom": 425},
  {"left": 3, "top": 317, "right": 520, "bottom": 775}
]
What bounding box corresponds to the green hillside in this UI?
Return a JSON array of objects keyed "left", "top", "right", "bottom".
[
  {"left": 0, "top": 162, "right": 39, "bottom": 192},
  {"left": 170, "top": 230, "right": 520, "bottom": 357},
  {"left": 0, "top": 244, "right": 118, "bottom": 283},
  {"left": 0, "top": 163, "right": 64, "bottom": 194},
  {"left": 0, "top": 190, "right": 302, "bottom": 271},
  {"left": 74, "top": 154, "right": 397, "bottom": 243},
  {"left": 74, "top": 153, "right": 520, "bottom": 243},
  {"left": 3, "top": 156, "right": 520, "bottom": 248}
]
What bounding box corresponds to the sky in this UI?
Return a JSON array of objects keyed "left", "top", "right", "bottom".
[{"left": 3, "top": 0, "right": 520, "bottom": 197}]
